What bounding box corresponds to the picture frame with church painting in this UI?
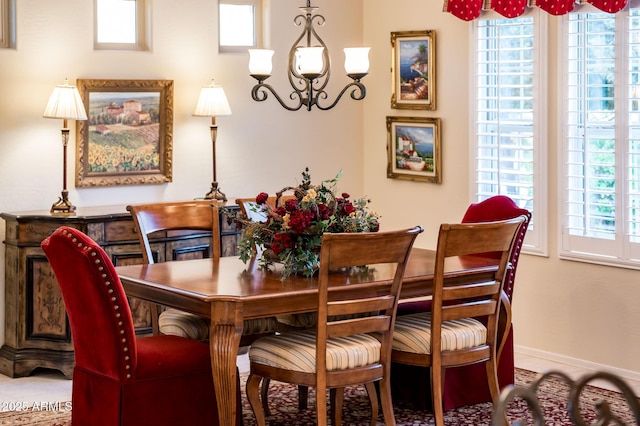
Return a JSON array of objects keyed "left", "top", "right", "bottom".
[
  {"left": 391, "top": 30, "right": 436, "bottom": 110},
  {"left": 387, "top": 116, "right": 441, "bottom": 183},
  {"left": 75, "top": 79, "right": 174, "bottom": 187}
]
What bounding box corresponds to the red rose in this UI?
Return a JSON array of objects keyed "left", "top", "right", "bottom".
[
  {"left": 284, "top": 199, "right": 299, "bottom": 212},
  {"left": 271, "top": 233, "right": 293, "bottom": 255},
  {"left": 342, "top": 192, "right": 350, "bottom": 199},
  {"left": 318, "top": 204, "right": 331, "bottom": 220},
  {"left": 256, "top": 192, "right": 269, "bottom": 205},
  {"left": 288, "top": 209, "right": 314, "bottom": 233},
  {"left": 339, "top": 201, "right": 355, "bottom": 215}
]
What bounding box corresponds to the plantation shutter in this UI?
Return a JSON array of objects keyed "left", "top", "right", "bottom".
[{"left": 473, "top": 15, "right": 541, "bottom": 250}]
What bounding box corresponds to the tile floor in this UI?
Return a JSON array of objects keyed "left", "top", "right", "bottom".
[{"left": 0, "top": 351, "right": 637, "bottom": 408}]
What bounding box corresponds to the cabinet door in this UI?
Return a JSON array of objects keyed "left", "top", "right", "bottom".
[
  {"left": 165, "top": 236, "right": 213, "bottom": 261},
  {"left": 24, "top": 249, "right": 71, "bottom": 346}
]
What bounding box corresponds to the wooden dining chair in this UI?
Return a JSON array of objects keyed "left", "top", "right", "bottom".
[
  {"left": 245, "top": 226, "right": 423, "bottom": 426},
  {"left": 390, "top": 217, "right": 526, "bottom": 426},
  {"left": 127, "top": 200, "right": 280, "bottom": 345},
  {"left": 41, "top": 226, "right": 242, "bottom": 426},
  {"left": 394, "top": 195, "right": 531, "bottom": 410}
]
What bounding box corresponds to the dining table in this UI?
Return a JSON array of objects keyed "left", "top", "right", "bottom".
[{"left": 115, "top": 247, "right": 503, "bottom": 426}]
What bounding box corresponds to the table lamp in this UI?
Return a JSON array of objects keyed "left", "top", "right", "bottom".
[
  {"left": 43, "top": 78, "right": 88, "bottom": 214},
  {"left": 193, "top": 79, "right": 232, "bottom": 201}
]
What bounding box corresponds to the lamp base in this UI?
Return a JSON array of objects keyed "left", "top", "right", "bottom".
[
  {"left": 204, "top": 181, "right": 227, "bottom": 202},
  {"left": 50, "top": 190, "right": 76, "bottom": 215}
]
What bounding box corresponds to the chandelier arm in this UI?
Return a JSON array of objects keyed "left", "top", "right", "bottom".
[
  {"left": 315, "top": 81, "right": 367, "bottom": 111},
  {"left": 251, "top": 82, "right": 305, "bottom": 112}
]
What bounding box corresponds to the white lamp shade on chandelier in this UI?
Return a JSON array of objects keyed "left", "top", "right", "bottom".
[
  {"left": 249, "top": 47, "right": 370, "bottom": 79},
  {"left": 43, "top": 79, "right": 87, "bottom": 121},
  {"left": 343, "top": 47, "right": 371, "bottom": 75},
  {"left": 248, "top": 49, "right": 275, "bottom": 76}
]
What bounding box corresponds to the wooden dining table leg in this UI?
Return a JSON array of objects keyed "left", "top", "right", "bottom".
[{"left": 209, "top": 300, "right": 244, "bottom": 426}]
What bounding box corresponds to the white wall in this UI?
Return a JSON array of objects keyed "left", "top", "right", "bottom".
[
  {"left": 0, "top": 0, "right": 365, "bottom": 345},
  {"left": 362, "top": 0, "right": 640, "bottom": 376}
]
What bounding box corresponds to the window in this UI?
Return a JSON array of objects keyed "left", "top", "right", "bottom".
[
  {"left": 94, "top": 0, "right": 147, "bottom": 51},
  {"left": 219, "top": 0, "right": 262, "bottom": 53},
  {"left": 561, "top": 1, "right": 640, "bottom": 268},
  {"left": 0, "top": 0, "right": 15, "bottom": 49},
  {"left": 471, "top": 9, "right": 548, "bottom": 255}
]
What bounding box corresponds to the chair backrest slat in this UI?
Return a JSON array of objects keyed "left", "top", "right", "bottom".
[
  {"left": 441, "top": 300, "right": 498, "bottom": 321},
  {"left": 327, "top": 316, "right": 391, "bottom": 339},
  {"left": 327, "top": 296, "right": 394, "bottom": 317},
  {"left": 443, "top": 281, "right": 501, "bottom": 300}
]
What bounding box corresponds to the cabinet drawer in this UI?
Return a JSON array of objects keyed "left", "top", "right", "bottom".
[{"left": 104, "top": 220, "right": 138, "bottom": 242}]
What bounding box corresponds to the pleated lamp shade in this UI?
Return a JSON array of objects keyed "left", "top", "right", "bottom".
[{"left": 43, "top": 79, "right": 87, "bottom": 121}]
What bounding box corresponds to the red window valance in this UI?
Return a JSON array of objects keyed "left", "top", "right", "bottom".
[{"left": 444, "top": 0, "right": 628, "bottom": 20}]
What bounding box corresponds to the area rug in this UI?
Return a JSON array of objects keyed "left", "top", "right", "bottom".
[{"left": 0, "top": 369, "right": 636, "bottom": 425}]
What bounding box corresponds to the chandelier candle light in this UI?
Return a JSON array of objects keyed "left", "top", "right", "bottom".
[
  {"left": 43, "top": 78, "right": 88, "bottom": 215},
  {"left": 193, "top": 80, "right": 232, "bottom": 201},
  {"left": 248, "top": 0, "right": 370, "bottom": 111}
]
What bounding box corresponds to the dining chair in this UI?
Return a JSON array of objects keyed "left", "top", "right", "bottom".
[
  {"left": 393, "top": 195, "right": 531, "bottom": 410},
  {"left": 390, "top": 216, "right": 526, "bottom": 426},
  {"left": 41, "top": 226, "right": 242, "bottom": 426},
  {"left": 245, "top": 226, "right": 423, "bottom": 426},
  {"left": 127, "top": 200, "right": 280, "bottom": 345}
]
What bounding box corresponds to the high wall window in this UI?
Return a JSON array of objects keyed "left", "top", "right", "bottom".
[
  {"left": 94, "top": 0, "right": 147, "bottom": 51},
  {"left": 0, "top": 0, "right": 15, "bottom": 49},
  {"left": 561, "top": 2, "right": 640, "bottom": 268},
  {"left": 219, "top": 0, "right": 262, "bottom": 53},
  {"left": 472, "top": 10, "right": 548, "bottom": 255}
]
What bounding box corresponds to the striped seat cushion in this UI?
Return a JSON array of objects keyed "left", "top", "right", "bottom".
[
  {"left": 392, "top": 313, "right": 487, "bottom": 354},
  {"left": 249, "top": 330, "right": 381, "bottom": 373},
  {"left": 159, "top": 308, "right": 280, "bottom": 341}
]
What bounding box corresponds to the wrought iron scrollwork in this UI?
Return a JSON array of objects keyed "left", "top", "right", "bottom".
[
  {"left": 493, "top": 370, "right": 640, "bottom": 425},
  {"left": 249, "top": 0, "right": 367, "bottom": 111}
]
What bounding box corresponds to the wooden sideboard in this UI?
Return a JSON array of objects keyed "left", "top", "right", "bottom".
[{"left": 0, "top": 204, "right": 240, "bottom": 379}]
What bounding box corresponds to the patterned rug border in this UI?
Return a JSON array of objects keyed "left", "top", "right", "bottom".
[{"left": 0, "top": 368, "right": 636, "bottom": 425}]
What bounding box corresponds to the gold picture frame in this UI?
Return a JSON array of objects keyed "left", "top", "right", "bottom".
[
  {"left": 75, "top": 79, "right": 173, "bottom": 187},
  {"left": 387, "top": 116, "right": 441, "bottom": 183},
  {"left": 391, "top": 30, "right": 436, "bottom": 110}
]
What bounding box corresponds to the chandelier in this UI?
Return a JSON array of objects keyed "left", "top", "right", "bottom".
[{"left": 248, "top": 0, "right": 370, "bottom": 112}]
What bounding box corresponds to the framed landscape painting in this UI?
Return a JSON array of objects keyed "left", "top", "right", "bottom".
[
  {"left": 387, "top": 116, "right": 441, "bottom": 183},
  {"left": 391, "top": 30, "right": 436, "bottom": 110},
  {"left": 75, "top": 79, "right": 174, "bottom": 187}
]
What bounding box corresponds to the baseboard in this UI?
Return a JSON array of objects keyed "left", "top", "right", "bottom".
[{"left": 515, "top": 344, "right": 640, "bottom": 383}]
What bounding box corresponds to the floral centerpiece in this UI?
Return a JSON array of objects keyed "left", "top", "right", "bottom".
[{"left": 228, "top": 168, "right": 380, "bottom": 280}]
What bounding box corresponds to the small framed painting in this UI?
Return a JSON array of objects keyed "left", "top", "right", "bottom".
[
  {"left": 75, "top": 79, "right": 174, "bottom": 187},
  {"left": 387, "top": 116, "right": 441, "bottom": 183},
  {"left": 391, "top": 30, "right": 436, "bottom": 110}
]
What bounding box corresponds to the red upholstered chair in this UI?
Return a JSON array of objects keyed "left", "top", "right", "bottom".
[
  {"left": 393, "top": 195, "right": 531, "bottom": 410},
  {"left": 41, "top": 226, "right": 241, "bottom": 426}
]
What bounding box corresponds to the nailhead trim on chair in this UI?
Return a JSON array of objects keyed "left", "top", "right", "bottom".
[{"left": 62, "top": 228, "right": 133, "bottom": 380}]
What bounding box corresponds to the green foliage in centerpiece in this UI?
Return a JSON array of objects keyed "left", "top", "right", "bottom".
[{"left": 226, "top": 168, "right": 380, "bottom": 280}]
